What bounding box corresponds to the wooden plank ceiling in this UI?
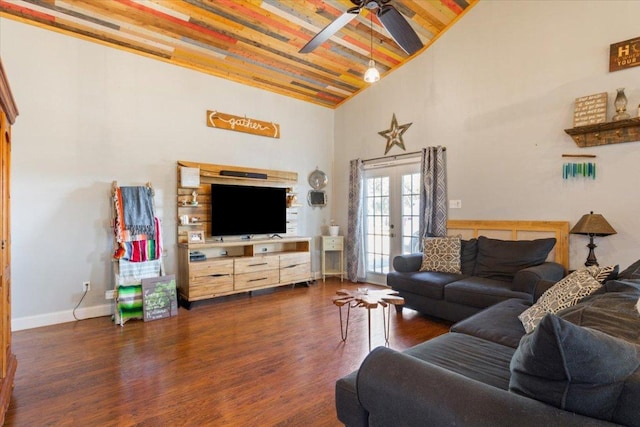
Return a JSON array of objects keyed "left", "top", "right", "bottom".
[{"left": 0, "top": 0, "right": 477, "bottom": 108}]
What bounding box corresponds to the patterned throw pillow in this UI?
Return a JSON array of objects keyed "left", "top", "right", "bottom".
[
  {"left": 591, "top": 264, "right": 618, "bottom": 283},
  {"left": 419, "top": 236, "right": 462, "bottom": 274},
  {"left": 518, "top": 269, "right": 603, "bottom": 333}
]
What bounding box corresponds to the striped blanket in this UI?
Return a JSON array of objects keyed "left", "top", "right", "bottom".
[
  {"left": 116, "top": 259, "right": 163, "bottom": 325},
  {"left": 113, "top": 186, "right": 162, "bottom": 261}
]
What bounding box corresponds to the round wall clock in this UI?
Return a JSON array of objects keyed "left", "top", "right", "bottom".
[{"left": 308, "top": 168, "right": 328, "bottom": 190}]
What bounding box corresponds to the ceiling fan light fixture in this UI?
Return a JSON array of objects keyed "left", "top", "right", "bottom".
[{"left": 364, "top": 59, "right": 380, "bottom": 83}]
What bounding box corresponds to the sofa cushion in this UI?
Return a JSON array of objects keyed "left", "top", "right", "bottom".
[
  {"left": 460, "top": 238, "right": 478, "bottom": 275},
  {"left": 557, "top": 285, "right": 640, "bottom": 344},
  {"left": 509, "top": 314, "right": 640, "bottom": 423},
  {"left": 445, "top": 277, "right": 531, "bottom": 309},
  {"left": 451, "top": 298, "right": 530, "bottom": 348},
  {"left": 474, "top": 236, "right": 556, "bottom": 282},
  {"left": 387, "top": 271, "right": 463, "bottom": 300},
  {"left": 420, "top": 236, "right": 462, "bottom": 274},
  {"left": 404, "top": 333, "right": 515, "bottom": 390},
  {"left": 518, "top": 268, "right": 603, "bottom": 333}
]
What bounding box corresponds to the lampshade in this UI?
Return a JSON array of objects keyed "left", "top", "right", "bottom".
[
  {"left": 570, "top": 211, "right": 617, "bottom": 236},
  {"left": 364, "top": 60, "right": 380, "bottom": 83}
]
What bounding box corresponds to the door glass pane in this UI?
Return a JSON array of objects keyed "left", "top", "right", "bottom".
[
  {"left": 401, "top": 173, "right": 421, "bottom": 254},
  {"left": 365, "top": 176, "right": 390, "bottom": 274}
]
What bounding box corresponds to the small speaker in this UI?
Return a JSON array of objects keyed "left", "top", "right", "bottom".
[{"left": 220, "top": 170, "right": 268, "bottom": 179}]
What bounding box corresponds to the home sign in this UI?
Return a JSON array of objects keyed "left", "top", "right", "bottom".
[
  {"left": 610, "top": 36, "right": 640, "bottom": 72},
  {"left": 206, "top": 110, "right": 280, "bottom": 138}
]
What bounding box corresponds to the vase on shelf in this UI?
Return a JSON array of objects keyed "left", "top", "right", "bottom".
[
  {"left": 612, "top": 88, "right": 631, "bottom": 121},
  {"left": 329, "top": 225, "right": 340, "bottom": 236}
]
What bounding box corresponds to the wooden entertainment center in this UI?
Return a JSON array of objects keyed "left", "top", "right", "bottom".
[{"left": 176, "top": 161, "right": 311, "bottom": 307}]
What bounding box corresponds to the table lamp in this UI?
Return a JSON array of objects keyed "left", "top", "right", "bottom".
[{"left": 570, "top": 211, "right": 616, "bottom": 266}]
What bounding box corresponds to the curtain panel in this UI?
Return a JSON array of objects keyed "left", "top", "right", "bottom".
[
  {"left": 419, "top": 146, "right": 448, "bottom": 239},
  {"left": 346, "top": 159, "right": 365, "bottom": 282}
]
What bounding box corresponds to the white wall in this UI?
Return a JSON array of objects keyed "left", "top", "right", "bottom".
[
  {"left": 0, "top": 20, "right": 335, "bottom": 329},
  {"left": 334, "top": 0, "right": 640, "bottom": 272}
]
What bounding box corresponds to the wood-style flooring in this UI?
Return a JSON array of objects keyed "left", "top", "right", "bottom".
[{"left": 5, "top": 279, "right": 451, "bottom": 426}]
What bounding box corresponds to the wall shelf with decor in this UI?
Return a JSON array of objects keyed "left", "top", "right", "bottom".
[
  {"left": 176, "top": 161, "right": 299, "bottom": 244},
  {"left": 564, "top": 117, "right": 640, "bottom": 147}
]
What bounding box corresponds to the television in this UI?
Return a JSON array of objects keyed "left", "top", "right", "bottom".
[{"left": 210, "top": 184, "right": 287, "bottom": 237}]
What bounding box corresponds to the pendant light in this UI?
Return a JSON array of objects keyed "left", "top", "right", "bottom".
[{"left": 364, "top": 12, "right": 380, "bottom": 83}]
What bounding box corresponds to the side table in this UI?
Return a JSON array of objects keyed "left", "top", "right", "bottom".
[
  {"left": 332, "top": 288, "right": 404, "bottom": 351},
  {"left": 322, "top": 236, "right": 344, "bottom": 282}
]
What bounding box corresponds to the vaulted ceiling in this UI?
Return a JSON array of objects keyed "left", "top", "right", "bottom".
[{"left": 0, "top": 0, "right": 477, "bottom": 108}]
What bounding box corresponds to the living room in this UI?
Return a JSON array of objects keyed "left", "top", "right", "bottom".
[{"left": 1, "top": 0, "right": 639, "bottom": 425}]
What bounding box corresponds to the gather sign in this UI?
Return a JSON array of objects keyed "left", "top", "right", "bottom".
[{"left": 206, "top": 110, "right": 280, "bottom": 139}]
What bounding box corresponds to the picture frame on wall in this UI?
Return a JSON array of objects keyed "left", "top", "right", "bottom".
[{"left": 189, "top": 230, "right": 205, "bottom": 243}]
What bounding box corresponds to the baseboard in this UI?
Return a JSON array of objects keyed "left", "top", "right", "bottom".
[
  {"left": 14, "top": 273, "right": 326, "bottom": 330},
  {"left": 12, "top": 304, "right": 113, "bottom": 331}
]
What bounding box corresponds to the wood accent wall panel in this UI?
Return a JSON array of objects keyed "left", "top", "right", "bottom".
[{"left": 447, "top": 219, "right": 570, "bottom": 271}]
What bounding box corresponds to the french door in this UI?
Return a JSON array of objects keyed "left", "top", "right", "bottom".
[{"left": 364, "top": 162, "right": 420, "bottom": 285}]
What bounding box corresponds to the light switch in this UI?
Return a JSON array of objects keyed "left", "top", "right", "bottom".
[{"left": 449, "top": 200, "right": 462, "bottom": 209}]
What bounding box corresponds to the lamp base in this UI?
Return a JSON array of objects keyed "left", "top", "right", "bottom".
[{"left": 584, "top": 235, "right": 599, "bottom": 267}]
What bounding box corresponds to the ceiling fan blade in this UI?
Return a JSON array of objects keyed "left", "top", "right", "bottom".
[
  {"left": 377, "top": 5, "right": 423, "bottom": 55},
  {"left": 299, "top": 8, "right": 361, "bottom": 53}
]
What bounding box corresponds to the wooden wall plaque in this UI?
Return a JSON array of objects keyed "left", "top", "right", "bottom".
[
  {"left": 573, "top": 92, "right": 608, "bottom": 127},
  {"left": 610, "top": 36, "right": 640, "bottom": 72},
  {"left": 206, "top": 110, "right": 280, "bottom": 138}
]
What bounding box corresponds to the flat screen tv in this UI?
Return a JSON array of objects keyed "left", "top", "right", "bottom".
[{"left": 210, "top": 184, "right": 287, "bottom": 237}]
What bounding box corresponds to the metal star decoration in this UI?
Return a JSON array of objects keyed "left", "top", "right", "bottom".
[{"left": 378, "top": 113, "right": 412, "bottom": 154}]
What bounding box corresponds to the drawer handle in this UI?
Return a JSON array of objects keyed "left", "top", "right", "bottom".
[
  {"left": 248, "top": 262, "right": 268, "bottom": 267},
  {"left": 248, "top": 277, "right": 268, "bottom": 282},
  {"left": 208, "top": 273, "right": 230, "bottom": 277},
  {"left": 283, "top": 264, "right": 298, "bottom": 269}
]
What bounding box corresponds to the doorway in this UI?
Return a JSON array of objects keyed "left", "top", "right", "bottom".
[{"left": 363, "top": 161, "right": 420, "bottom": 285}]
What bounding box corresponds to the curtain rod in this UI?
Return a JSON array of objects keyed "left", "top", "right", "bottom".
[{"left": 362, "top": 148, "right": 446, "bottom": 165}]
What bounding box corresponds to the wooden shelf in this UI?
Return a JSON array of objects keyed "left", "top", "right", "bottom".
[{"left": 564, "top": 117, "right": 640, "bottom": 147}]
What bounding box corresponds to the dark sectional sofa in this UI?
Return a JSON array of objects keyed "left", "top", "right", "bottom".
[
  {"left": 387, "top": 236, "right": 566, "bottom": 322},
  {"left": 335, "top": 277, "right": 640, "bottom": 426}
]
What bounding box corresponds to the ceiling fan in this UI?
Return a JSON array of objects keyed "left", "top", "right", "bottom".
[{"left": 299, "top": 0, "right": 423, "bottom": 56}]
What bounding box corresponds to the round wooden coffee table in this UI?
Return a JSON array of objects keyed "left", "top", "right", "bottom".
[{"left": 332, "top": 288, "right": 404, "bottom": 351}]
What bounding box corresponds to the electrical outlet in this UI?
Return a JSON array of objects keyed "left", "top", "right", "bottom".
[
  {"left": 82, "top": 281, "right": 91, "bottom": 292},
  {"left": 105, "top": 289, "right": 115, "bottom": 299}
]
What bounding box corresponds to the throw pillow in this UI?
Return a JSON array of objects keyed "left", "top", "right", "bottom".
[
  {"left": 474, "top": 236, "right": 556, "bottom": 282},
  {"left": 510, "top": 314, "right": 640, "bottom": 422},
  {"left": 592, "top": 264, "right": 618, "bottom": 283},
  {"left": 459, "top": 238, "right": 478, "bottom": 275},
  {"left": 518, "top": 269, "right": 602, "bottom": 333},
  {"left": 419, "top": 236, "right": 461, "bottom": 274},
  {"left": 618, "top": 258, "right": 640, "bottom": 280}
]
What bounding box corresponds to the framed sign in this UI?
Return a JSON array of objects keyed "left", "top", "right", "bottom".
[
  {"left": 206, "top": 110, "right": 280, "bottom": 138},
  {"left": 141, "top": 275, "right": 178, "bottom": 322},
  {"left": 610, "top": 36, "right": 640, "bottom": 72},
  {"left": 573, "top": 92, "right": 608, "bottom": 127}
]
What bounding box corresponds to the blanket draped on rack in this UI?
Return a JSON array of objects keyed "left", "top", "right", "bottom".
[
  {"left": 121, "top": 186, "right": 155, "bottom": 237},
  {"left": 116, "top": 259, "right": 163, "bottom": 325},
  {"left": 113, "top": 186, "right": 161, "bottom": 261}
]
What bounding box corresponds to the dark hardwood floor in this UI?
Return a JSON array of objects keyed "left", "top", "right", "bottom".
[{"left": 5, "top": 279, "right": 451, "bottom": 426}]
